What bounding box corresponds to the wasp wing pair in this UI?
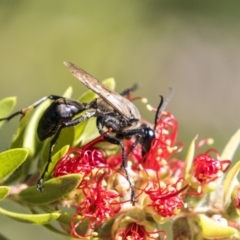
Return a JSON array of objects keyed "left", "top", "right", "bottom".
[{"left": 64, "top": 62, "right": 141, "bottom": 120}]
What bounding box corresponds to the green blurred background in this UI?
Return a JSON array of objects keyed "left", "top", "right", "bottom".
[{"left": 1, "top": 1, "right": 240, "bottom": 239}]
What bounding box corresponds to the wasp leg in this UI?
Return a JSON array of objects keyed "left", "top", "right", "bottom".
[
  {"left": 154, "top": 89, "right": 173, "bottom": 130},
  {"left": 96, "top": 116, "right": 135, "bottom": 204},
  {"left": 0, "top": 95, "right": 65, "bottom": 121},
  {"left": 37, "top": 110, "right": 96, "bottom": 192}
]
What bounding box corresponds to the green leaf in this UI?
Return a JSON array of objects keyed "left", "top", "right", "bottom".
[
  {"left": 58, "top": 211, "right": 82, "bottom": 225},
  {"left": 225, "top": 184, "right": 240, "bottom": 218},
  {"left": 42, "top": 223, "right": 70, "bottom": 237},
  {"left": 10, "top": 98, "right": 51, "bottom": 164},
  {"left": 103, "top": 77, "right": 115, "bottom": 91},
  {"left": 223, "top": 161, "right": 240, "bottom": 206},
  {"left": 198, "top": 214, "right": 237, "bottom": 238},
  {"left": 221, "top": 128, "right": 240, "bottom": 160},
  {"left": 22, "top": 99, "right": 50, "bottom": 156},
  {"left": 0, "top": 206, "right": 60, "bottom": 224},
  {"left": 8, "top": 110, "right": 35, "bottom": 180},
  {"left": 210, "top": 130, "right": 240, "bottom": 203},
  {"left": 29, "top": 208, "right": 70, "bottom": 235},
  {"left": 54, "top": 128, "right": 75, "bottom": 155},
  {"left": 79, "top": 118, "right": 98, "bottom": 146},
  {"left": 10, "top": 108, "right": 35, "bottom": 149},
  {"left": 72, "top": 120, "right": 88, "bottom": 147},
  {"left": 0, "top": 148, "right": 28, "bottom": 181},
  {"left": 63, "top": 86, "right": 73, "bottom": 98},
  {"left": 97, "top": 218, "right": 115, "bottom": 239},
  {"left": 2, "top": 166, "right": 23, "bottom": 185},
  {"left": 0, "top": 97, "right": 16, "bottom": 128},
  {"left": 57, "top": 212, "right": 89, "bottom": 239},
  {"left": 184, "top": 135, "right": 197, "bottom": 179},
  {"left": 18, "top": 174, "right": 82, "bottom": 205},
  {"left": 20, "top": 102, "right": 51, "bottom": 177},
  {"left": 0, "top": 186, "right": 10, "bottom": 201}
]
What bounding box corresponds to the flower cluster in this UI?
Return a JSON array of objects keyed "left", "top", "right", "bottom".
[{"left": 52, "top": 99, "right": 234, "bottom": 239}]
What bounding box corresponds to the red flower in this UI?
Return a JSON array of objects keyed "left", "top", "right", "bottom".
[
  {"left": 53, "top": 133, "right": 110, "bottom": 189},
  {"left": 71, "top": 170, "right": 121, "bottom": 238},
  {"left": 193, "top": 150, "right": 230, "bottom": 185},
  {"left": 53, "top": 133, "right": 123, "bottom": 238},
  {"left": 145, "top": 178, "right": 188, "bottom": 218}
]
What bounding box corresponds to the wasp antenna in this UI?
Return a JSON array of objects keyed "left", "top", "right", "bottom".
[
  {"left": 154, "top": 95, "right": 164, "bottom": 129},
  {"left": 154, "top": 88, "right": 174, "bottom": 129}
]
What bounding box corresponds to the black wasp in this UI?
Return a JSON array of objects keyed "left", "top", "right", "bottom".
[{"left": 0, "top": 62, "right": 165, "bottom": 204}]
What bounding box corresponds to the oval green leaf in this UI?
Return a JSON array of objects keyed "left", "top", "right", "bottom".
[
  {"left": 18, "top": 174, "right": 82, "bottom": 205},
  {"left": 0, "top": 97, "right": 16, "bottom": 128},
  {"left": 0, "top": 186, "right": 10, "bottom": 201},
  {"left": 0, "top": 206, "right": 60, "bottom": 224},
  {"left": 0, "top": 148, "right": 28, "bottom": 181}
]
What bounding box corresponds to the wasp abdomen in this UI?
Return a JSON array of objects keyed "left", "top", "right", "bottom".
[{"left": 37, "top": 98, "right": 86, "bottom": 141}]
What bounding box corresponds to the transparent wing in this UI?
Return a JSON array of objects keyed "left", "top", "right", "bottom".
[{"left": 64, "top": 62, "right": 140, "bottom": 120}]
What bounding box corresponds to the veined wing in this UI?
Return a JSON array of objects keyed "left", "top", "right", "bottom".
[{"left": 64, "top": 62, "right": 140, "bottom": 120}]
